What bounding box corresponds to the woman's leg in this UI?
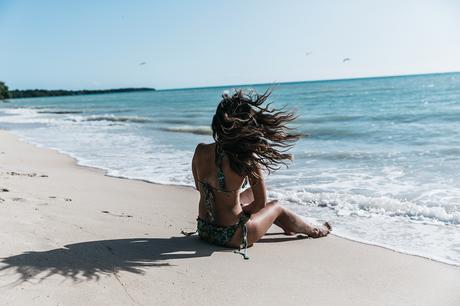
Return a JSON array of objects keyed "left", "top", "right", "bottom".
[
  {"left": 275, "top": 205, "right": 331, "bottom": 237},
  {"left": 240, "top": 188, "right": 330, "bottom": 237},
  {"left": 246, "top": 200, "right": 286, "bottom": 244},
  {"left": 240, "top": 188, "right": 295, "bottom": 234},
  {"left": 263, "top": 201, "right": 330, "bottom": 238},
  {"left": 228, "top": 200, "right": 330, "bottom": 247}
]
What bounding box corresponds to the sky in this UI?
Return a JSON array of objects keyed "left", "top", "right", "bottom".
[{"left": 1, "top": 0, "right": 459, "bottom": 90}]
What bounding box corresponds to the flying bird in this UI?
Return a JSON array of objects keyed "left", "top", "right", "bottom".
[
  {"left": 139, "top": 62, "right": 147, "bottom": 66},
  {"left": 342, "top": 58, "right": 351, "bottom": 63},
  {"left": 305, "top": 51, "right": 312, "bottom": 56}
]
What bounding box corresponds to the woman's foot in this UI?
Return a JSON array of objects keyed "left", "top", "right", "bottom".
[{"left": 305, "top": 222, "right": 331, "bottom": 238}]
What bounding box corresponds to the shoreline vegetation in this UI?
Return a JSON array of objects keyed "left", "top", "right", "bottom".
[
  {"left": 0, "top": 81, "right": 155, "bottom": 100},
  {"left": 0, "top": 81, "right": 9, "bottom": 100}
]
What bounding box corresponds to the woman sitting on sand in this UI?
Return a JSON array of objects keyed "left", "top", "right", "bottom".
[{"left": 191, "top": 89, "right": 331, "bottom": 259}]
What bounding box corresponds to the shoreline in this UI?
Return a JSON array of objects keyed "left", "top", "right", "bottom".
[
  {"left": 7, "top": 129, "right": 459, "bottom": 268},
  {"left": 0, "top": 129, "right": 459, "bottom": 305}
]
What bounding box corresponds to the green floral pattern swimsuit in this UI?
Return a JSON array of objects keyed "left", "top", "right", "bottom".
[{"left": 196, "top": 149, "right": 250, "bottom": 259}]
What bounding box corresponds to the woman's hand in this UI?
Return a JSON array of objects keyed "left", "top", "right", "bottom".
[
  {"left": 239, "top": 169, "right": 267, "bottom": 215},
  {"left": 241, "top": 202, "right": 254, "bottom": 214},
  {"left": 241, "top": 201, "right": 265, "bottom": 215},
  {"left": 240, "top": 187, "right": 264, "bottom": 214},
  {"left": 240, "top": 187, "right": 254, "bottom": 206}
]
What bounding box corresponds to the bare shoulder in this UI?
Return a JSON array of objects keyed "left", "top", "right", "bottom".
[
  {"left": 193, "top": 143, "right": 213, "bottom": 162},
  {"left": 195, "top": 142, "right": 207, "bottom": 152},
  {"left": 194, "top": 142, "right": 209, "bottom": 155}
]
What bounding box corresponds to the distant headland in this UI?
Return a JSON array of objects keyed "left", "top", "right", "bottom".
[{"left": 0, "top": 82, "right": 155, "bottom": 100}]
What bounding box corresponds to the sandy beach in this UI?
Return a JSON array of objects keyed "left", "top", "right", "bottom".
[{"left": 0, "top": 129, "right": 458, "bottom": 306}]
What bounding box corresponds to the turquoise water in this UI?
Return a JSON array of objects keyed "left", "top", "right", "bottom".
[{"left": 1, "top": 72, "right": 459, "bottom": 265}]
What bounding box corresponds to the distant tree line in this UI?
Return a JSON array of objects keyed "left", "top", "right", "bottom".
[
  {"left": 8, "top": 87, "right": 156, "bottom": 99},
  {"left": 0, "top": 81, "right": 155, "bottom": 100},
  {"left": 0, "top": 81, "right": 9, "bottom": 100}
]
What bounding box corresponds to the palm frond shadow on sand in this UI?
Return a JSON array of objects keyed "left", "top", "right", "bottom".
[{"left": 0, "top": 236, "right": 220, "bottom": 285}]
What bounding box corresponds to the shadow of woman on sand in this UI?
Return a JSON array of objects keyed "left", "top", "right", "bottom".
[{"left": 0, "top": 236, "right": 224, "bottom": 285}]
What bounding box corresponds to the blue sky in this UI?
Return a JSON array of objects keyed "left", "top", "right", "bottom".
[{"left": 1, "top": 0, "right": 459, "bottom": 90}]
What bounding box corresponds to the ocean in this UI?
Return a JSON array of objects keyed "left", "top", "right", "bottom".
[{"left": 1, "top": 72, "right": 459, "bottom": 266}]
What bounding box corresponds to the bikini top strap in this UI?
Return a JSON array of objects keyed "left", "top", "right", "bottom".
[
  {"left": 215, "top": 146, "right": 226, "bottom": 191},
  {"left": 201, "top": 182, "right": 216, "bottom": 223},
  {"left": 215, "top": 145, "right": 249, "bottom": 192}
]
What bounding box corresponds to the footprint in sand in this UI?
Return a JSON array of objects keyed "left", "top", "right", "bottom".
[
  {"left": 6, "top": 172, "right": 48, "bottom": 178},
  {"left": 101, "top": 210, "right": 133, "bottom": 218},
  {"left": 48, "top": 196, "right": 71, "bottom": 203}
]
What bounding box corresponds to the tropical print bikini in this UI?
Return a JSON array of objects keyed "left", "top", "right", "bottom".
[{"left": 193, "top": 148, "right": 251, "bottom": 259}]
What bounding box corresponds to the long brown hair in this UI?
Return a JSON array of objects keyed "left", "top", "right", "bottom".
[{"left": 211, "top": 89, "right": 299, "bottom": 178}]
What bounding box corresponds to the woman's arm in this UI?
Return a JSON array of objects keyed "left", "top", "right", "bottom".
[
  {"left": 191, "top": 144, "right": 203, "bottom": 191},
  {"left": 241, "top": 167, "right": 267, "bottom": 214}
]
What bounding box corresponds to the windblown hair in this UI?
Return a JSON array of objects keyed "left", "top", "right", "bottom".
[{"left": 211, "top": 89, "right": 300, "bottom": 179}]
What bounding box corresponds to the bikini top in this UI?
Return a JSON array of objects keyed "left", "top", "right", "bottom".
[{"left": 198, "top": 147, "right": 247, "bottom": 223}]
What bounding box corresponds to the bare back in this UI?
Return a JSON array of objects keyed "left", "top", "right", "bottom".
[{"left": 192, "top": 142, "right": 247, "bottom": 226}]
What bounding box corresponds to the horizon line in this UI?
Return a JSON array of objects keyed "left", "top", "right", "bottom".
[{"left": 159, "top": 70, "right": 460, "bottom": 92}]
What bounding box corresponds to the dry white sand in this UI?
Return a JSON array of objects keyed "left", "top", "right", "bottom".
[{"left": 0, "top": 130, "right": 458, "bottom": 306}]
